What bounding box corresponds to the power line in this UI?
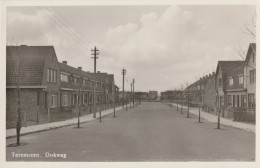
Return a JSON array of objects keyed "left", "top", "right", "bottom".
[
  {"left": 46, "top": 7, "right": 92, "bottom": 50},
  {"left": 36, "top": 6, "right": 91, "bottom": 52}
]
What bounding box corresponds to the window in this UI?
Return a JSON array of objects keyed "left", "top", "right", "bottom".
[
  {"left": 227, "top": 95, "right": 232, "bottom": 107},
  {"left": 53, "top": 70, "right": 56, "bottom": 83},
  {"left": 229, "top": 78, "right": 233, "bottom": 86},
  {"left": 250, "top": 69, "right": 256, "bottom": 83},
  {"left": 61, "top": 73, "right": 69, "bottom": 82},
  {"left": 51, "top": 94, "right": 57, "bottom": 108},
  {"left": 248, "top": 94, "right": 255, "bottom": 108},
  {"left": 220, "top": 96, "right": 224, "bottom": 107},
  {"left": 47, "top": 68, "right": 57, "bottom": 83},
  {"left": 252, "top": 53, "right": 255, "bottom": 63},
  {"left": 238, "top": 75, "right": 243, "bottom": 85},
  {"left": 47, "top": 69, "right": 49, "bottom": 82},
  {"left": 218, "top": 78, "right": 222, "bottom": 87},
  {"left": 62, "top": 93, "right": 69, "bottom": 106}
]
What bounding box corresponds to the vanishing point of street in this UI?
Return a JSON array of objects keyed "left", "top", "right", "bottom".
[{"left": 6, "top": 102, "right": 255, "bottom": 161}]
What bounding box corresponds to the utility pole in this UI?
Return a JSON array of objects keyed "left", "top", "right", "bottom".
[
  {"left": 91, "top": 46, "right": 99, "bottom": 118},
  {"left": 122, "top": 68, "right": 126, "bottom": 108},
  {"left": 130, "top": 83, "right": 132, "bottom": 108},
  {"left": 133, "top": 79, "right": 135, "bottom": 105}
]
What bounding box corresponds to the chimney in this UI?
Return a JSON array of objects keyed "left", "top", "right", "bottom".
[
  {"left": 206, "top": 75, "right": 208, "bottom": 78},
  {"left": 97, "top": 71, "right": 100, "bottom": 73},
  {"left": 209, "top": 74, "right": 212, "bottom": 77},
  {"left": 62, "top": 61, "right": 67, "bottom": 65},
  {"left": 213, "top": 72, "right": 215, "bottom": 75},
  {"left": 78, "top": 67, "right": 82, "bottom": 71}
]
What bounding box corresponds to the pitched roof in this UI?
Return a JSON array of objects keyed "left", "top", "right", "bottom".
[
  {"left": 245, "top": 43, "right": 256, "bottom": 64},
  {"left": 216, "top": 61, "right": 245, "bottom": 75},
  {"left": 6, "top": 46, "right": 55, "bottom": 86},
  {"left": 58, "top": 62, "right": 93, "bottom": 80},
  {"left": 227, "top": 64, "right": 244, "bottom": 77},
  {"left": 90, "top": 72, "right": 114, "bottom": 84}
]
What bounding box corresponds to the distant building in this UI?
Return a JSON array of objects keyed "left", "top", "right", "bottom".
[
  {"left": 203, "top": 73, "right": 216, "bottom": 114},
  {"left": 118, "top": 91, "right": 133, "bottom": 102},
  {"left": 185, "top": 73, "right": 215, "bottom": 107},
  {"left": 135, "top": 92, "right": 149, "bottom": 101},
  {"left": 148, "top": 91, "right": 158, "bottom": 100},
  {"left": 160, "top": 90, "right": 183, "bottom": 102}
]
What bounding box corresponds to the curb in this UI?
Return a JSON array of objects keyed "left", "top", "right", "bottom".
[
  {"left": 6, "top": 104, "right": 137, "bottom": 139},
  {"left": 168, "top": 103, "right": 255, "bottom": 133}
]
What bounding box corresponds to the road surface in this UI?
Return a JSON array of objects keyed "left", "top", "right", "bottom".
[{"left": 6, "top": 102, "right": 255, "bottom": 161}]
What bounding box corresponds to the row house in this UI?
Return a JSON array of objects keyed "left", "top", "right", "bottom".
[
  {"left": 185, "top": 73, "right": 215, "bottom": 107},
  {"left": 215, "top": 60, "right": 245, "bottom": 117},
  {"left": 6, "top": 46, "right": 61, "bottom": 128},
  {"left": 203, "top": 74, "right": 216, "bottom": 114},
  {"left": 134, "top": 92, "right": 149, "bottom": 101},
  {"left": 225, "top": 43, "right": 256, "bottom": 120},
  {"left": 6, "top": 45, "right": 118, "bottom": 128},
  {"left": 148, "top": 91, "right": 158, "bottom": 100},
  {"left": 58, "top": 61, "right": 106, "bottom": 112},
  {"left": 118, "top": 91, "right": 134, "bottom": 102},
  {"left": 160, "top": 90, "right": 184, "bottom": 101},
  {"left": 216, "top": 43, "right": 256, "bottom": 120},
  {"left": 93, "top": 71, "right": 117, "bottom": 103}
]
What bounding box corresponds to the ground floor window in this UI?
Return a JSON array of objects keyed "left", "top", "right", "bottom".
[
  {"left": 248, "top": 94, "right": 255, "bottom": 108},
  {"left": 241, "top": 95, "right": 247, "bottom": 107},
  {"left": 227, "top": 95, "right": 232, "bottom": 107},
  {"left": 220, "top": 96, "right": 224, "bottom": 107},
  {"left": 51, "top": 94, "right": 57, "bottom": 108},
  {"left": 84, "top": 93, "right": 88, "bottom": 104},
  {"left": 62, "top": 93, "right": 69, "bottom": 106}
]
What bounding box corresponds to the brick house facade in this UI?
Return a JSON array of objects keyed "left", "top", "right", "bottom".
[
  {"left": 202, "top": 74, "right": 216, "bottom": 114},
  {"left": 215, "top": 61, "right": 246, "bottom": 118},
  {"left": 245, "top": 43, "right": 256, "bottom": 109},
  {"left": 185, "top": 73, "right": 215, "bottom": 107},
  {"left": 6, "top": 46, "right": 61, "bottom": 128},
  {"left": 6, "top": 45, "right": 118, "bottom": 128}
]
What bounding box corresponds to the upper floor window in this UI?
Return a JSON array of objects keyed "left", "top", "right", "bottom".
[
  {"left": 60, "top": 73, "right": 69, "bottom": 82},
  {"left": 229, "top": 78, "right": 233, "bottom": 86},
  {"left": 252, "top": 53, "right": 255, "bottom": 63},
  {"left": 250, "top": 69, "right": 256, "bottom": 83},
  {"left": 238, "top": 75, "right": 243, "bottom": 85},
  {"left": 47, "top": 68, "right": 57, "bottom": 83}
]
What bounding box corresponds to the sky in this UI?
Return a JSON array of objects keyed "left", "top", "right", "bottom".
[{"left": 6, "top": 5, "right": 256, "bottom": 93}]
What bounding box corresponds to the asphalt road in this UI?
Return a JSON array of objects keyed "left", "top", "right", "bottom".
[{"left": 6, "top": 102, "right": 255, "bottom": 161}]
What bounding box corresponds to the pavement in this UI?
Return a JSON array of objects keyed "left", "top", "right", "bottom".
[
  {"left": 168, "top": 102, "right": 255, "bottom": 133},
  {"left": 6, "top": 103, "right": 135, "bottom": 138},
  {"left": 6, "top": 102, "right": 255, "bottom": 161}
]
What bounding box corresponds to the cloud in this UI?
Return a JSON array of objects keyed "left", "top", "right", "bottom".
[
  {"left": 6, "top": 8, "right": 93, "bottom": 71},
  {"left": 101, "top": 6, "right": 211, "bottom": 91},
  {"left": 6, "top": 5, "right": 254, "bottom": 93}
]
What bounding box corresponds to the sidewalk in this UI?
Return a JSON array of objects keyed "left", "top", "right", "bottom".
[
  {"left": 169, "top": 103, "right": 255, "bottom": 133},
  {"left": 6, "top": 104, "right": 135, "bottom": 138}
]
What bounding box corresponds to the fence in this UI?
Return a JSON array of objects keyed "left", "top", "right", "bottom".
[
  {"left": 6, "top": 101, "right": 125, "bottom": 129},
  {"left": 233, "top": 108, "right": 255, "bottom": 123}
]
